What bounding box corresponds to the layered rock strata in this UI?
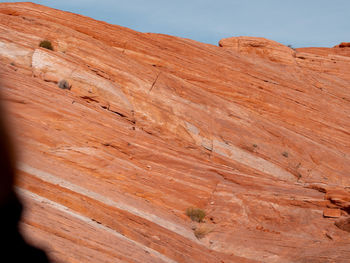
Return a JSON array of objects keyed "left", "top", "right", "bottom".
[{"left": 0, "top": 2, "right": 350, "bottom": 262}]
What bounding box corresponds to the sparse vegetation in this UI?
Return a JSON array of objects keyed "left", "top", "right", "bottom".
[
  {"left": 186, "top": 208, "right": 213, "bottom": 239},
  {"left": 287, "top": 44, "right": 295, "bottom": 50},
  {"left": 39, "top": 40, "right": 53, "bottom": 51},
  {"left": 282, "top": 151, "right": 289, "bottom": 158},
  {"left": 186, "top": 207, "right": 206, "bottom": 223},
  {"left": 253, "top": 144, "right": 258, "bottom": 148},
  {"left": 194, "top": 225, "right": 213, "bottom": 239},
  {"left": 58, "top": 79, "right": 71, "bottom": 90}
]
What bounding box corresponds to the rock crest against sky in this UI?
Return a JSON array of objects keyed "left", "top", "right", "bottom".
[{"left": 2, "top": 0, "right": 350, "bottom": 47}]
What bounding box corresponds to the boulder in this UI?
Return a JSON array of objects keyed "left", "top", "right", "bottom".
[{"left": 323, "top": 208, "right": 341, "bottom": 218}]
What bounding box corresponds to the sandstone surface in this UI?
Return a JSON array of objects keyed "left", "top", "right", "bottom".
[
  {"left": 0, "top": 2, "right": 350, "bottom": 262},
  {"left": 219, "top": 36, "right": 296, "bottom": 65}
]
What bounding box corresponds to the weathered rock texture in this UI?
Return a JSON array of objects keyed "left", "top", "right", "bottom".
[
  {"left": 219, "top": 36, "right": 296, "bottom": 65},
  {"left": 0, "top": 2, "right": 349, "bottom": 263}
]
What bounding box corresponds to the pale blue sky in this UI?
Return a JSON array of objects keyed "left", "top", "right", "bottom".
[{"left": 2, "top": 1, "right": 349, "bottom": 47}]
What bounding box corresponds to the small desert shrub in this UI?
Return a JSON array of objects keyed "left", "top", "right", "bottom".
[
  {"left": 194, "top": 225, "right": 213, "bottom": 239},
  {"left": 58, "top": 79, "right": 71, "bottom": 90},
  {"left": 39, "top": 40, "right": 53, "bottom": 51},
  {"left": 282, "top": 151, "right": 289, "bottom": 158},
  {"left": 186, "top": 208, "right": 206, "bottom": 223}
]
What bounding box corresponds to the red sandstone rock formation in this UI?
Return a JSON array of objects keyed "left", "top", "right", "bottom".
[
  {"left": 0, "top": 2, "right": 349, "bottom": 262},
  {"left": 335, "top": 42, "right": 350, "bottom": 48},
  {"left": 219, "top": 36, "right": 296, "bottom": 65}
]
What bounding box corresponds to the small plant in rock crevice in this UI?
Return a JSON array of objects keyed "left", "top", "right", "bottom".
[
  {"left": 39, "top": 40, "right": 53, "bottom": 51},
  {"left": 194, "top": 225, "right": 213, "bottom": 239},
  {"left": 58, "top": 79, "right": 71, "bottom": 90},
  {"left": 186, "top": 207, "right": 214, "bottom": 239},
  {"left": 186, "top": 207, "right": 206, "bottom": 223},
  {"left": 282, "top": 151, "right": 289, "bottom": 158},
  {"left": 287, "top": 44, "right": 295, "bottom": 50}
]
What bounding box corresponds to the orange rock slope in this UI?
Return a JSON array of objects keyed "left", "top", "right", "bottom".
[{"left": 0, "top": 2, "right": 350, "bottom": 262}]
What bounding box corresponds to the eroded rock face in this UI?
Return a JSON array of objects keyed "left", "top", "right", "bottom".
[
  {"left": 335, "top": 217, "right": 350, "bottom": 232},
  {"left": 335, "top": 42, "right": 350, "bottom": 48},
  {"left": 0, "top": 2, "right": 350, "bottom": 263},
  {"left": 219, "top": 36, "right": 296, "bottom": 64}
]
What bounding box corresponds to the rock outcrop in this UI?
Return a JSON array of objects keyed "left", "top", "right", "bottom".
[
  {"left": 219, "top": 36, "right": 296, "bottom": 65},
  {"left": 0, "top": 2, "right": 349, "bottom": 263},
  {"left": 335, "top": 42, "right": 350, "bottom": 48}
]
